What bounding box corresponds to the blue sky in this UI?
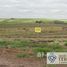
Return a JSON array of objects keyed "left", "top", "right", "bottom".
[{"left": 0, "top": 0, "right": 67, "bottom": 19}]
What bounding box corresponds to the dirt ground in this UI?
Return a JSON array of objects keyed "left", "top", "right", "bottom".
[
  {"left": 0, "top": 48, "right": 67, "bottom": 67},
  {"left": 0, "top": 48, "right": 45, "bottom": 67},
  {"left": 0, "top": 56, "right": 45, "bottom": 67}
]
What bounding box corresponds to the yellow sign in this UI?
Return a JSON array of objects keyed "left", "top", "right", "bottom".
[{"left": 35, "top": 27, "right": 41, "bottom": 33}]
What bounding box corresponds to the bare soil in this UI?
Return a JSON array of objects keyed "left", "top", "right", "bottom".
[
  {"left": 0, "top": 48, "right": 67, "bottom": 67},
  {"left": 0, "top": 48, "right": 45, "bottom": 67}
]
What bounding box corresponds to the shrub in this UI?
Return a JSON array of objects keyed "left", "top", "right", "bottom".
[
  {"left": 34, "top": 47, "right": 52, "bottom": 54},
  {"left": 16, "top": 53, "right": 30, "bottom": 58},
  {"left": 10, "top": 40, "right": 32, "bottom": 48},
  {"left": 64, "top": 42, "right": 67, "bottom": 46},
  {"left": 0, "top": 41, "right": 8, "bottom": 48}
]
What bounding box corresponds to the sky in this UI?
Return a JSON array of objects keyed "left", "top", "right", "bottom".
[{"left": 0, "top": 0, "right": 67, "bottom": 19}]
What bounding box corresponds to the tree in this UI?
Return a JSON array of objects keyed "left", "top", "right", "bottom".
[
  {"left": 36, "top": 21, "right": 43, "bottom": 23},
  {"left": 54, "top": 20, "right": 64, "bottom": 24}
]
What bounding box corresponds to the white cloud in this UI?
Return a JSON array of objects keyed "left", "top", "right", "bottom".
[{"left": 0, "top": 0, "right": 67, "bottom": 19}]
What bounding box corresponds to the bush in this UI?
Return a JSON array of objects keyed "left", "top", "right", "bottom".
[
  {"left": 34, "top": 47, "right": 52, "bottom": 54},
  {"left": 64, "top": 42, "right": 67, "bottom": 46},
  {"left": 16, "top": 53, "right": 30, "bottom": 58},
  {"left": 49, "top": 42, "right": 63, "bottom": 51},
  {"left": 31, "top": 43, "right": 48, "bottom": 48},
  {"left": 50, "top": 44, "right": 62, "bottom": 50},
  {"left": 0, "top": 41, "right": 8, "bottom": 48},
  {"left": 9, "top": 40, "right": 32, "bottom": 48},
  {"left": 33, "top": 43, "right": 63, "bottom": 54}
]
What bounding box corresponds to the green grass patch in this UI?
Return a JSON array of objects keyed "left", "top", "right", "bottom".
[
  {"left": 16, "top": 53, "right": 31, "bottom": 58},
  {"left": 0, "top": 18, "right": 66, "bottom": 24}
]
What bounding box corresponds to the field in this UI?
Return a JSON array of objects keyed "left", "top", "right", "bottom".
[{"left": 0, "top": 18, "right": 67, "bottom": 67}]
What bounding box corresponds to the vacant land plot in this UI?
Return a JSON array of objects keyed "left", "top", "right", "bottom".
[{"left": 0, "top": 19, "right": 67, "bottom": 67}]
